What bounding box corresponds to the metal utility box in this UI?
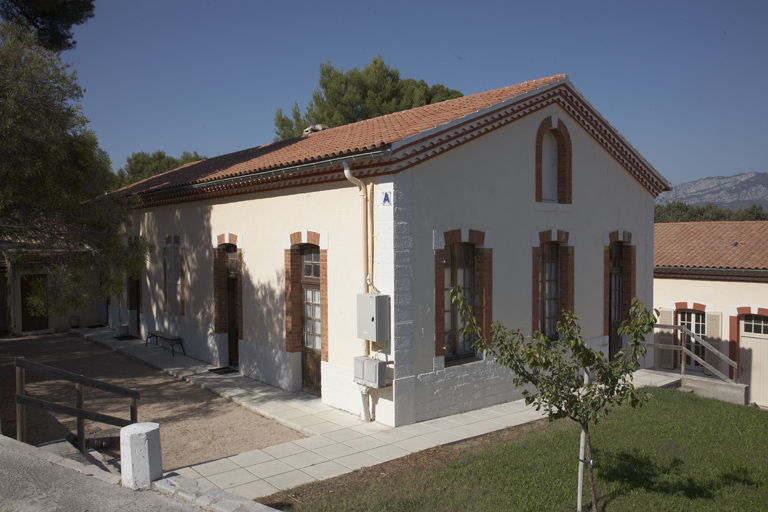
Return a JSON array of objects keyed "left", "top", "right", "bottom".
[
  {"left": 353, "top": 356, "right": 387, "bottom": 388},
  {"left": 357, "top": 293, "right": 390, "bottom": 341}
]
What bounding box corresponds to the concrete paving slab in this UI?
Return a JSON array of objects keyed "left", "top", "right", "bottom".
[
  {"left": 312, "top": 442, "right": 360, "bottom": 460},
  {"left": 191, "top": 458, "right": 241, "bottom": 477},
  {"left": 207, "top": 468, "right": 260, "bottom": 489},
  {"left": 262, "top": 442, "right": 307, "bottom": 459},
  {"left": 301, "top": 460, "right": 351, "bottom": 480},
  {"left": 370, "top": 428, "right": 417, "bottom": 444},
  {"left": 342, "top": 435, "right": 388, "bottom": 452},
  {"left": 323, "top": 428, "right": 366, "bottom": 443},
  {"left": 292, "top": 435, "right": 337, "bottom": 451},
  {"left": 335, "top": 451, "right": 383, "bottom": 470},
  {"left": 227, "top": 449, "right": 275, "bottom": 468},
  {"left": 393, "top": 436, "right": 439, "bottom": 453},
  {"left": 419, "top": 430, "right": 463, "bottom": 445},
  {"left": 302, "top": 421, "right": 347, "bottom": 435},
  {"left": 394, "top": 422, "right": 439, "bottom": 436},
  {"left": 265, "top": 469, "right": 317, "bottom": 491},
  {"left": 246, "top": 459, "right": 295, "bottom": 479},
  {"left": 227, "top": 479, "right": 281, "bottom": 500},
  {"left": 364, "top": 444, "right": 411, "bottom": 462},
  {"left": 281, "top": 450, "right": 329, "bottom": 470}
]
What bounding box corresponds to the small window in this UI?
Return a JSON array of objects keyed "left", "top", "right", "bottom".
[
  {"left": 303, "top": 247, "right": 320, "bottom": 280},
  {"left": 743, "top": 314, "right": 768, "bottom": 335},
  {"left": 541, "top": 243, "right": 559, "bottom": 339},
  {"left": 227, "top": 245, "right": 238, "bottom": 275},
  {"left": 444, "top": 244, "right": 476, "bottom": 359}
]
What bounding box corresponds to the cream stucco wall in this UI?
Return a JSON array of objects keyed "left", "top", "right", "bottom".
[
  {"left": 378, "top": 104, "right": 657, "bottom": 423},
  {"left": 125, "top": 181, "right": 371, "bottom": 393},
  {"left": 404, "top": 105, "right": 652, "bottom": 371},
  {"left": 654, "top": 277, "right": 768, "bottom": 341}
]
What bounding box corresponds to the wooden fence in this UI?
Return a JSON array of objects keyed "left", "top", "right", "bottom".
[{"left": 15, "top": 357, "right": 140, "bottom": 453}]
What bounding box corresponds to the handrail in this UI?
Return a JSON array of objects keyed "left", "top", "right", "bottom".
[
  {"left": 649, "top": 324, "right": 738, "bottom": 384},
  {"left": 14, "top": 357, "right": 139, "bottom": 453}
]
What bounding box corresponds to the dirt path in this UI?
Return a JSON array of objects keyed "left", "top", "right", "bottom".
[{"left": 0, "top": 332, "right": 303, "bottom": 470}]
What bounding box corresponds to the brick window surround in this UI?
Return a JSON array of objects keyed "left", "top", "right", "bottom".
[
  {"left": 602, "top": 231, "right": 636, "bottom": 336},
  {"left": 163, "top": 235, "right": 185, "bottom": 316},
  {"left": 434, "top": 228, "right": 493, "bottom": 358},
  {"left": 285, "top": 230, "right": 328, "bottom": 362},
  {"left": 532, "top": 229, "right": 574, "bottom": 335},
  {"left": 535, "top": 115, "right": 572, "bottom": 204},
  {"left": 213, "top": 233, "right": 242, "bottom": 338}
]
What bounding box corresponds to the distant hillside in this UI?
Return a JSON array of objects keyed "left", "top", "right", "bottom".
[{"left": 655, "top": 172, "right": 768, "bottom": 210}]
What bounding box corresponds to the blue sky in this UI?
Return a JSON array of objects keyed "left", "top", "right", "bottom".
[{"left": 65, "top": 0, "right": 767, "bottom": 186}]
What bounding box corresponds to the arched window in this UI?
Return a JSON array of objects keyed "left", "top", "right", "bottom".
[
  {"left": 535, "top": 116, "right": 572, "bottom": 204},
  {"left": 541, "top": 131, "right": 558, "bottom": 202}
]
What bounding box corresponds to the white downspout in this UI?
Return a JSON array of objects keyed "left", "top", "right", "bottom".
[{"left": 344, "top": 161, "right": 373, "bottom": 422}]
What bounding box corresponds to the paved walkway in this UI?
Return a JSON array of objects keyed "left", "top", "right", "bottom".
[{"left": 77, "top": 327, "right": 681, "bottom": 504}]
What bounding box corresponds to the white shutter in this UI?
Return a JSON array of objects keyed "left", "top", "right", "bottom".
[
  {"left": 657, "top": 308, "right": 675, "bottom": 370},
  {"left": 705, "top": 311, "right": 722, "bottom": 377}
]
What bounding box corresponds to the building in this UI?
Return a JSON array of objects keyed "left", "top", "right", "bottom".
[
  {"left": 112, "top": 74, "right": 669, "bottom": 425},
  {"left": 654, "top": 221, "right": 768, "bottom": 407}
]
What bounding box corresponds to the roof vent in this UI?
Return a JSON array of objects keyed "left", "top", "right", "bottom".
[{"left": 303, "top": 124, "right": 329, "bottom": 135}]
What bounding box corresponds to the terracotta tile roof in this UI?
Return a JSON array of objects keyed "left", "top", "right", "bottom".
[
  {"left": 116, "top": 74, "right": 567, "bottom": 197},
  {"left": 655, "top": 222, "right": 768, "bottom": 270}
]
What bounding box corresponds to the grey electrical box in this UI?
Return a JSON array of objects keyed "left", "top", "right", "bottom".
[
  {"left": 353, "top": 356, "right": 387, "bottom": 388},
  {"left": 357, "top": 293, "right": 390, "bottom": 341}
]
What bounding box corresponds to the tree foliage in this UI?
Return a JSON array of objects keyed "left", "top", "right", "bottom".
[
  {"left": 0, "top": 0, "right": 94, "bottom": 52},
  {"left": 451, "top": 289, "right": 658, "bottom": 511},
  {"left": 273, "top": 56, "right": 463, "bottom": 141},
  {"left": 655, "top": 201, "right": 768, "bottom": 223},
  {"left": 113, "top": 150, "right": 205, "bottom": 190},
  {"left": 0, "top": 21, "right": 150, "bottom": 316}
]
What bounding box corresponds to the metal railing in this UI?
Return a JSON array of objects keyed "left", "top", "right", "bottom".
[
  {"left": 647, "top": 324, "right": 738, "bottom": 384},
  {"left": 15, "top": 357, "right": 140, "bottom": 453}
]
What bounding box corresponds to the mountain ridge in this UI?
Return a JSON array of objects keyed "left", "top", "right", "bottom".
[{"left": 655, "top": 171, "right": 768, "bottom": 210}]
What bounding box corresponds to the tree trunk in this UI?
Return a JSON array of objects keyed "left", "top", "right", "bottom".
[{"left": 583, "top": 422, "right": 598, "bottom": 512}]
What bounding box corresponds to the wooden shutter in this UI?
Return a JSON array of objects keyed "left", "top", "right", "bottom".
[
  {"left": 705, "top": 311, "right": 722, "bottom": 377},
  {"left": 657, "top": 308, "right": 675, "bottom": 369}
]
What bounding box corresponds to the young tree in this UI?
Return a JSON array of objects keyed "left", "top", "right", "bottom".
[
  {"left": 0, "top": 21, "right": 150, "bottom": 315},
  {"left": 451, "top": 290, "right": 658, "bottom": 512},
  {"left": 273, "top": 56, "right": 463, "bottom": 140},
  {"left": 0, "top": 0, "right": 94, "bottom": 52}
]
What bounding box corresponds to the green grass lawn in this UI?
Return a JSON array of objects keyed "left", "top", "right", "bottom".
[{"left": 258, "top": 387, "right": 768, "bottom": 511}]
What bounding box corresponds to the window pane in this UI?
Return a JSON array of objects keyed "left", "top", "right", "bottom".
[
  {"left": 314, "top": 335, "right": 321, "bottom": 348},
  {"left": 305, "top": 304, "right": 312, "bottom": 317},
  {"left": 304, "top": 264, "right": 312, "bottom": 277},
  {"left": 305, "top": 289, "right": 312, "bottom": 302},
  {"left": 745, "top": 323, "right": 753, "bottom": 333},
  {"left": 314, "top": 305, "right": 321, "bottom": 318},
  {"left": 314, "top": 319, "right": 321, "bottom": 334},
  {"left": 305, "top": 319, "right": 312, "bottom": 333},
  {"left": 313, "top": 289, "right": 320, "bottom": 303},
  {"left": 313, "top": 263, "right": 320, "bottom": 278}
]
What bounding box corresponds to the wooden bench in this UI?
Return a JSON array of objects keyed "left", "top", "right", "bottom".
[{"left": 145, "top": 330, "right": 185, "bottom": 357}]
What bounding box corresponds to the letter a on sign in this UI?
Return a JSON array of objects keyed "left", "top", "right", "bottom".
[{"left": 382, "top": 192, "right": 392, "bottom": 206}]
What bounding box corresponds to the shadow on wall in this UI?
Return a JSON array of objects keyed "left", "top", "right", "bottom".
[
  {"left": 138, "top": 203, "right": 224, "bottom": 364},
  {"left": 240, "top": 265, "right": 294, "bottom": 389}
]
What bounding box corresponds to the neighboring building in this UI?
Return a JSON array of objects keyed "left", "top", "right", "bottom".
[
  {"left": 0, "top": 243, "right": 102, "bottom": 334},
  {"left": 654, "top": 221, "right": 768, "bottom": 407},
  {"left": 112, "top": 74, "right": 669, "bottom": 426}
]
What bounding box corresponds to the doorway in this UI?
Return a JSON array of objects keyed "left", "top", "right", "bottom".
[
  {"left": 226, "top": 245, "right": 239, "bottom": 367},
  {"left": 20, "top": 274, "right": 48, "bottom": 332},
  {"left": 301, "top": 246, "right": 321, "bottom": 396}
]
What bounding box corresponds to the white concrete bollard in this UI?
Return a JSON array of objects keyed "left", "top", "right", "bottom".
[{"left": 120, "top": 422, "right": 162, "bottom": 490}]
